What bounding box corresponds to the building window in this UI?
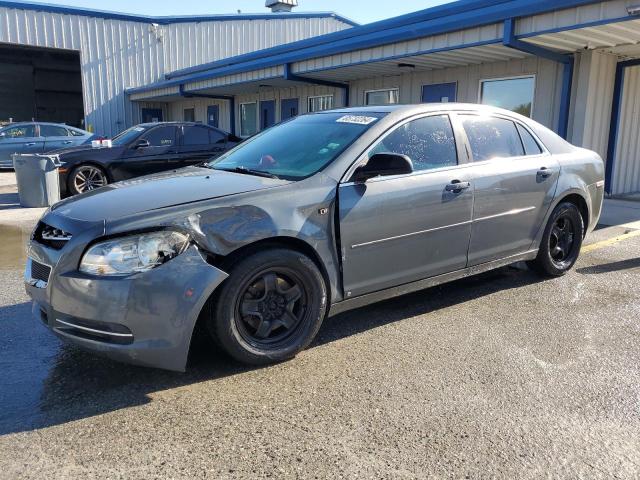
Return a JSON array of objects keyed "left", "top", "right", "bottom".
[
  {"left": 308, "top": 95, "right": 334, "bottom": 113},
  {"left": 365, "top": 88, "right": 399, "bottom": 106},
  {"left": 184, "top": 108, "right": 195, "bottom": 122},
  {"left": 240, "top": 102, "right": 258, "bottom": 137},
  {"left": 479, "top": 76, "right": 535, "bottom": 118}
]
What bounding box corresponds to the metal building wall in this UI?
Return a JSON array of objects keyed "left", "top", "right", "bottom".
[
  {"left": 348, "top": 56, "right": 563, "bottom": 130},
  {"left": 569, "top": 50, "right": 617, "bottom": 161},
  {"left": 612, "top": 65, "right": 640, "bottom": 195},
  {"left": 233, "top": 84, "right": 345, "bottom": 133},
  {"left": 163, "top": 18, "right": 350, "bottom": 73},
  {"left": 0, "top": 5, "right": 351, "bottom": 137},
  {"left": 168, "top": 98, "right": 231, "bottom": 132}
]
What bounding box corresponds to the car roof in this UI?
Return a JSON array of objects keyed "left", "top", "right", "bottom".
[
  {"left": 329, "top": 103, "right": 522, "bottom": 116},
  {"left": 136, "top": 121, "right": 218, "bottom": 128}
]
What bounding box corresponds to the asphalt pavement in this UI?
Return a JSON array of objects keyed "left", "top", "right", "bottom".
[{"left": 0, "top": 217, "right": 639, "bottom": 478}]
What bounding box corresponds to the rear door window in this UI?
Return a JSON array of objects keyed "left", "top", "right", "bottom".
[
  {"left": 370, "top": 114, "right": 458, "bottom": 171},
  {"left": 40, "top": 125, "right": 70, "bottom": 137},
  {"left": 461, "top": 116, "right": 525, "bottom": 161},
  {"left": 182, "top": 126, "right": 210, "bottom": 146},
  {"left": 141, "top": 126, "right": 177, "bottom": 147},
  {"left": 517, "top": 124, "right": 543, "bottom": 156}
]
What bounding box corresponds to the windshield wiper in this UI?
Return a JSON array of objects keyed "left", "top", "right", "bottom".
[{"left": 215, "top": 166, "right": 280, "bottom": 179}]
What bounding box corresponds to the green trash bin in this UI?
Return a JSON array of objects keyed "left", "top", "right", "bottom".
[{"left": 12, "top": 154, "right": 61, "bottom": 208}]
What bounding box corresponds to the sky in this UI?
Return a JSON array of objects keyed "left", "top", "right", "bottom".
[{"left": 38, "top": 0, "right": 451, "bottom": 25}]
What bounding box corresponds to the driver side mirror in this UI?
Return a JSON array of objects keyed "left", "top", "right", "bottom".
[
  {"left": 352, "top": 153, "right": 413, "bottom": 183},
  {"left": 134, "top": 139, "right": 150, "bottom": 149},
  {"left": 0, "top": 132, "right": 6, "bottom": 140}
]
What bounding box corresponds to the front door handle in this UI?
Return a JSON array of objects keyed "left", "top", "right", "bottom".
[
  {"left": 445, "top": 180, "right": 471, "bottom": 192},
  {"left": 537, "top": 167, "right": 553, "bottom": 178},
  {"left": 63, "top": 141, "right": 73, "bottom": 144},
  {"left": 25, "top": 142, "right": 36, "bottom": 146}
]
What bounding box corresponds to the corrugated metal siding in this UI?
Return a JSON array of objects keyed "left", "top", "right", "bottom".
[
  {"left": 612, "top": 65, "right": 640, "bottom": 195},
  {"left": 569, "top": 50, "right": 617, "bottom": 159},
  {"left": 233, "top": 85, "right": 345, "bottom": 133},
  {"left": 293, "top": 23, "right": 504, "bottom": 74},
  {"left": 164, "top": 18, "right": 350, "bottom": 73},
  {"left": 0, "top": 6, "right": 350, "bottom": 136},
  {"left": 187, "top": 66, "right": 285, "bottom": 92},
  {"left": 168, "top": 98, "right": 231, "bottom": 131},
  {"left": 348, "top": 56, "right": 562, "bottom": 130},
  {"left": 516, "top": 1, "right": 634, "bottom": 36}
]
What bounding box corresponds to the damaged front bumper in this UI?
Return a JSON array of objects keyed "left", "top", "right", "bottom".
[{"left": 26, "top": 241, "right": 228, "bottom": 372}]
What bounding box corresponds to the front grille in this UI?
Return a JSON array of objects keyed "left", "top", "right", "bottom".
[
  {"left": 31, "top": 260, "right": 51, "bottom": 283},
  {"left": 33, "top": 222, "right": 72, "bottom": 250}
]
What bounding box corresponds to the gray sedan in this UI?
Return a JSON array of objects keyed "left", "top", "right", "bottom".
[
  {"left": 24, "top": 104, "right": 604, "bottom": 371},
  {"left": 0, "top": 122, "right": 95, "bottom": 168}
]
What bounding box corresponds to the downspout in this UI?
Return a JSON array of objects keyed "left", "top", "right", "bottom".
[
  {"left": 284, "top": 63, "right": 350, "bottom": 107},
  {"left": 502, "top": 18, "right": 574, "bottom": 139},
  {"left": 179, "top": 85, "right": 237, "bottom": 135}
]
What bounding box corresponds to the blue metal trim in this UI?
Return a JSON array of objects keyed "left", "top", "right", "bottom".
[
  {"left": 164, "top": 0, "right": 603, "bottom": 81},
  {"left": 516, "top": 15, "right": 639, "bottom": 40},
  {"left": 0, "top": 1, "right": 357, "bottom": 25},
  {"left": 166, "top": 0, "right": 515, "bottom": 79},
  {"left": 503, "top": 18, "right": 574, "bottom": 138},
  {"left": 140, "top": 0, "right": 602, "bottom": 93},
  {"left": 503, "top": 18, "right": 571, "bottom": 64},
  {"left": 558, "top": 60, "right": 574, "bottom": 140},
  {"left": 605, "top": 59, "right": 640, "bottom": 195},
  {"left": 284, "top": 64, "right": 350, "bottom": 107},
  {"left": 131, "top": 0, "right": 606, "bottom": 96}
]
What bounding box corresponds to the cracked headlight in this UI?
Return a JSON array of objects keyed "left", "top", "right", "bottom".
[{"left": 79, "top": 230, "right": 189, "bottom": 276}]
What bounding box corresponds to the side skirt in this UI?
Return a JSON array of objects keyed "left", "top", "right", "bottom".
[{"left": 329, "top": 249, "right": 538, "bottom": 317}]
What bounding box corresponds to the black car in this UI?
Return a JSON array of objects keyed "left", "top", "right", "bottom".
[{"left": 55, "top": 122, "right": 241, "bottom": 196}]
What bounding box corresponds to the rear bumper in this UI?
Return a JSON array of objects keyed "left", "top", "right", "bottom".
[{"left": 26, "top": 245, "right": 228, "bottom": 372}]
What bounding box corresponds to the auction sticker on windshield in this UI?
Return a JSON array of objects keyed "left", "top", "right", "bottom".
[{"left": 336, "top": 115, "right": 378, "bottom": 125}]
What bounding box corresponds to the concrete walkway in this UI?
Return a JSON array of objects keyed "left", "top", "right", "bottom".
[
  {"left": 600, "top": 198, "right": 640, "bottom": 230},
  {"left": 0, "top": 171, "right": 47, "bottom": 226}
]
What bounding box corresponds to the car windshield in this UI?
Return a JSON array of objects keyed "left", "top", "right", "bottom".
[
  {"left": 208, "top": 112, "right": 386, "bottom": 180},
  {"left": 111, "top": 126, "right": 147, "bottom": 146}
]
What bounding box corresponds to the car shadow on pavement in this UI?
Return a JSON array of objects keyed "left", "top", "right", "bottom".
[
  {"left": 576, "top": 257, "right": 640, "bottom": 275},
  {"left": 0, "top": 266, "right": 541, "bottom": 436}
]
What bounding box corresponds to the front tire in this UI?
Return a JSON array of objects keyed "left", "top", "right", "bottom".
[
  {"left": 69, "top": 164, "right": 109, "bottom": 195},
  {"left": 208, "top": 248, "right": 327, "bottom": 365},
  {"left": 528, "top": 202, "right": 584, "bottom": 277}
]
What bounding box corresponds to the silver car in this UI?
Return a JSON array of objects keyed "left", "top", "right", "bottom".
[
  {"left": 24, "top": 104, "right": 604, "bottom": 371},
  {"left": 0, "top": 122, "right": 94, "bottom": 168}
]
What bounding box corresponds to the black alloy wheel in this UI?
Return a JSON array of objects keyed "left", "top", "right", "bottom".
[
  {"left": 528, "top": 202, "right": 584, "bottom": 277},
  {"left": 208, "top": 248, "right": 327, "bottom": 365},
  {"left": 235, "top": 269, "right": 307, "bottom": 346}
]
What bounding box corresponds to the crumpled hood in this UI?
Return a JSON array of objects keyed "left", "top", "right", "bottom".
[{"left": 50, "top": 167, "right": 290, "bottom": 222}]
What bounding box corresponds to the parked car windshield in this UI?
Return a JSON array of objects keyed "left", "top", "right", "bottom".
[
  {"left": 111, "top": 126, "right": 147, "bottom": 146},
  {"left": 208, "top": 112, "right": 386, "bottom": 180}
]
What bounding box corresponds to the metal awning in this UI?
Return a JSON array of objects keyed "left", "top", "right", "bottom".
[
  {"left": 292, "top": 43, "right": 530, "bottom": 83},
  {"left": 521, "top": 18, "right": 640, "bottom": 55}
]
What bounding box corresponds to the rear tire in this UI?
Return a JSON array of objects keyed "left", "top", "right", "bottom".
[
  {"left": 207, "top": 248, "right": 327, "bottom": 365},
  {"left": 68, "top": 164, "right": 109, "bottom": 195},
  {"left": 528, "top": 202, "right": 584, "bottom": 277}
]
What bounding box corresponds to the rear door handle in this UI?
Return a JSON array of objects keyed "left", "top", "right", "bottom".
[
  {"left": 25, "top": 142, "right": 36, "bottom": 146},
  {"left": 63, "top": 141, "right": 73, "bottom": 144},
  {"left": 445, "top": 180, "right": 471, "bottom": 192},
  {"left": 537, "top": 167, "right": 553, "bottom": 178}
]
